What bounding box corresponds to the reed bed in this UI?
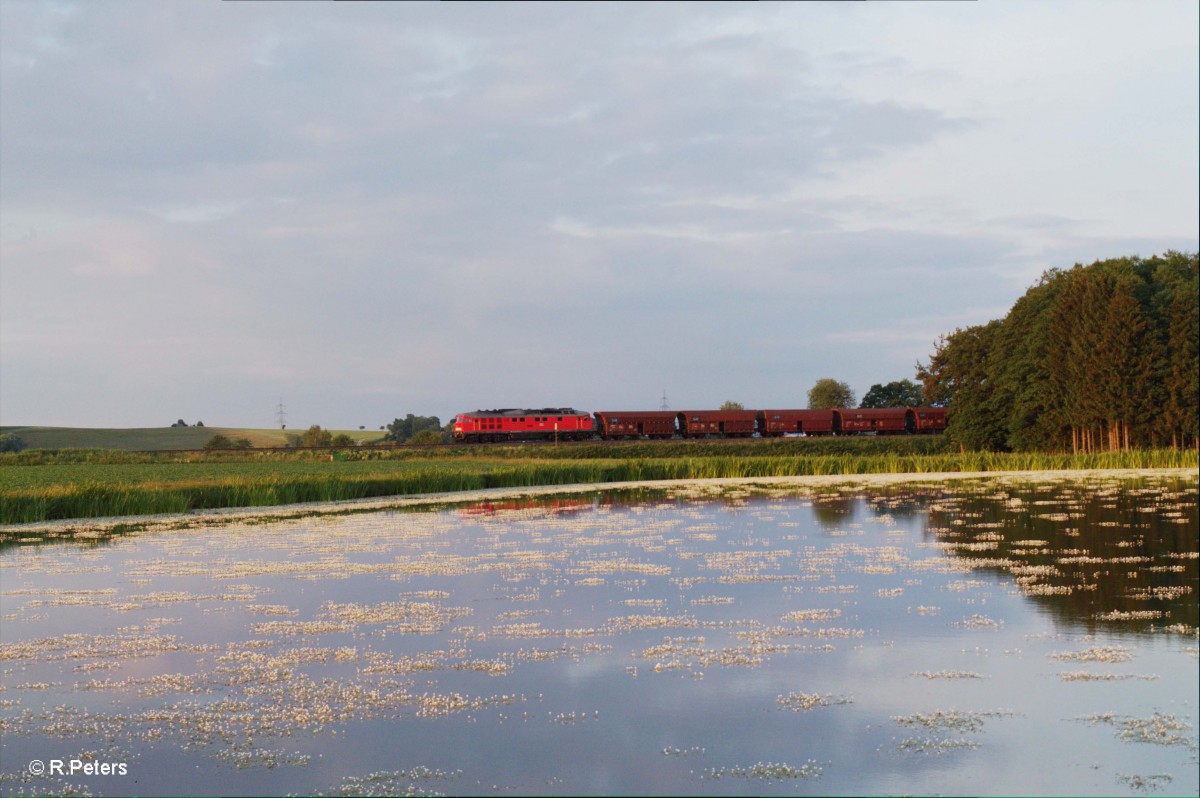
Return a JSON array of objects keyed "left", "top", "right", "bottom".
[{"left": 1, "top": 448, "right": 1194, "bottom": 524}]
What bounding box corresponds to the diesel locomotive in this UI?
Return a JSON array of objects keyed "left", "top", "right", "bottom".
[{"left": 452, "top": 406, "right": 946, "bottom": 443}]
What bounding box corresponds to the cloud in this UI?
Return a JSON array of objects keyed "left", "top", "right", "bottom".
[{"left": 1, "top": 2, "right": 1196, "bottom": 426}]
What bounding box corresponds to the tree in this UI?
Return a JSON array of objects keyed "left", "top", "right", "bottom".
[
  {"left": 204, "top": 434, "right": 233, "bottom": 450},
  {"left": 384, "top": 414, "right": 442, "bottom": 444},
  {"left": 172, "top": 419, "right": 187, "bottom": 428},
  {"left": 0, "top": 433, "right": 27, "bottom": 453},
  {"left": 330, "top": 433, "right": 355, "bottom": 447},
  {"left": 918, "top": 321, "right": 1009, "bottom": 450},
  {"left": 996, "top": 273, "right": 1068, "bottom": 451},
  {"left": 860, "top": 380, "right": 923, "bottom": 408},
  {"left": 300, "top": 425, "right": 333, "bottom": 447},
  {"left": 807, "top": 379, "right": 855, "bottom": 410},
  {"left": 719, "top": 401, "right": 745, "bottom": 411},
  {"left": 1157, "top": 252, "right": 1199, "bottom": 448}
]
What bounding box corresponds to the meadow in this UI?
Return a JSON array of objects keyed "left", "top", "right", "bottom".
[{"left": 1, "top": 440, "right": 1196, "bottom": 525}]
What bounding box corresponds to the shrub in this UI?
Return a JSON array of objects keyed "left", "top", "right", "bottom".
[{"left": 300, "top": 425, "right": 333, "bottom": 447}]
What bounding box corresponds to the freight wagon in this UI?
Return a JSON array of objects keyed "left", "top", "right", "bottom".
[{"left": 592, "top": 411, "right": 678, "bottom": 439}]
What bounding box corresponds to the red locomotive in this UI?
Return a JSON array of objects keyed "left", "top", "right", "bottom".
[
  {"left": 452, "top": 408, "right": 595, "bottom": 443},
  {"left": 454, "top": 405, "right": 946, "bottom": 442}
]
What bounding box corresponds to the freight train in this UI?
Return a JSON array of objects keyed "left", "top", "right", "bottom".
[{"left": 451, "top": 406, "right": 947, "bottom": 443}]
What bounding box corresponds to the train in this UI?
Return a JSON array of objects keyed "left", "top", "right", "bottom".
[{"left": 451, "top": 406, "right": 947, "bottom": 443}]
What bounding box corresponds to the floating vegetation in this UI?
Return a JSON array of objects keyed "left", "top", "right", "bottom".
[
  {"left": 1095, "top": 610, "right": 1164, "bottom": 621},
  {"left": 776, "top": 692, "right": 853, "bottom": 711},
  {"left": 1058, "top": 671, "right": 1159, "bottom": 682},
  {"left": 780, "top": 608, "right": 841, "bottom": 622},
  {"left": 892, "top": 709, "right": 1015, "bottom": 757},
  {"left": 215, "top": 747, "right": 311, "bottom": 769},
  {"left": 1117, "top": 773, "right": 1174, "bottom": 793},
  {"left": 1051, "top": 646, "right": 1134, "bottom": 663},
  {"left": 320, "top": 767, "right": 462, "bottom": 797},
  {"left": 702, "top": 760, "right": 824, "bottom": 781},
  {"left": 662, "top": 746, "right": 705, "bottom": 757},
  {"left": 911, "top": 670, "right": 983, "bottom": 679},
  {"left": 892, "top": 709, "right": 1014, "bottom": 733},
  {"left": 1077, "top": 712, "right": 1197, "bottom": 750},
  {"left": 952, "top": 614, "right": 1004, "bottom": 630},
  {"left": 897, "top": 736, "right": 981, "bottom": 754}
]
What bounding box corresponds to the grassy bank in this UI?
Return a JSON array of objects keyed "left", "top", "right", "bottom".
[{"left": 1, "top": 448, "right": 1195, "bottom": 525}]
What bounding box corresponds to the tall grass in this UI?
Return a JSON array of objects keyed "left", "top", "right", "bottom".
[{"left": 1, "top": 448, "right": 1194, "bottom": 525}]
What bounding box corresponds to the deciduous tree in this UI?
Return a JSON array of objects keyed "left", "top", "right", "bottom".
[
  {"left": 807, "top": 379, "right": 855, "bottom": 410},
  {"left": 860, "top": 380, "right": 923, "bottom": 408}
]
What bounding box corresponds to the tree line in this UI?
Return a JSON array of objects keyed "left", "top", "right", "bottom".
[
  {"left": 202, "top": 415, "right": 448, "bottom": 450},
  {"left": 915, "top": 251, "right": 1198, "bottom": 452}
]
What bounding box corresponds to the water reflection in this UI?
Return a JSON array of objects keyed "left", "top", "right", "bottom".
[
  {"left": 809, "top": 493, "right": 858, "bottom": 529},
  {"left": 923, "top": 480, "right": 1198, "bottom": 633}
]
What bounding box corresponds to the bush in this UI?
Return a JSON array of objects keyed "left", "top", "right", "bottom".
[
  {"left": 300, "top": 425, "right": 333, "bottom": 447},
  {"left": 204, "top": 434, "right": 234, "bottom": 450}
]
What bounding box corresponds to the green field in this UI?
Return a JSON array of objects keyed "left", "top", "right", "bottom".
[
  {"left": 0, "top": 425, "right": 388, "bottom": 451},
  {"left": 1, "top": 445, "right": 1195, "bottom": 525}
]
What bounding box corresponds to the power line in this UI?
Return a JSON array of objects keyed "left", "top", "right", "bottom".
[{"left": 275, "top": 399, "right": 287, "bottom": 430}]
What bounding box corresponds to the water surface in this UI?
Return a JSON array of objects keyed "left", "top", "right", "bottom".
[{"left": 1, "top": 475, "right": 1196, "bottom": 796}]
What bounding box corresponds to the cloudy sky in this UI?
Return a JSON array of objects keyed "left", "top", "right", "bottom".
[{"left": 2, "top": 1, "right": 1197, "bottom": 430}]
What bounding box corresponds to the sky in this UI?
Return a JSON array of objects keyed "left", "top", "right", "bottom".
[{"left": 1, "top": 1, "right": 1197, "bottom": 431}]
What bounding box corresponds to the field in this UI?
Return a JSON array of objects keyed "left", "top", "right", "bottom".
[
  {"left": 0, "top": 425, "right": 388, "bottom": 451},
  {"left": 1, "top": 440, "right": 1196, "bottom": 525}
]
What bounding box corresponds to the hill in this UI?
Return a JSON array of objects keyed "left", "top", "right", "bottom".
[{"left": 0, "top": 426, "right": 388, "bottom": 451}]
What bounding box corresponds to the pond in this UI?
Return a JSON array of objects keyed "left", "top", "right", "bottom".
[{"left": 1, "top": 474, "right": 1197, "bottom": 796}]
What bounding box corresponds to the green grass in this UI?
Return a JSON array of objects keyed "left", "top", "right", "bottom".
[{"left": 1, "top": 447, "right": 1195, "bottom": 525}]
